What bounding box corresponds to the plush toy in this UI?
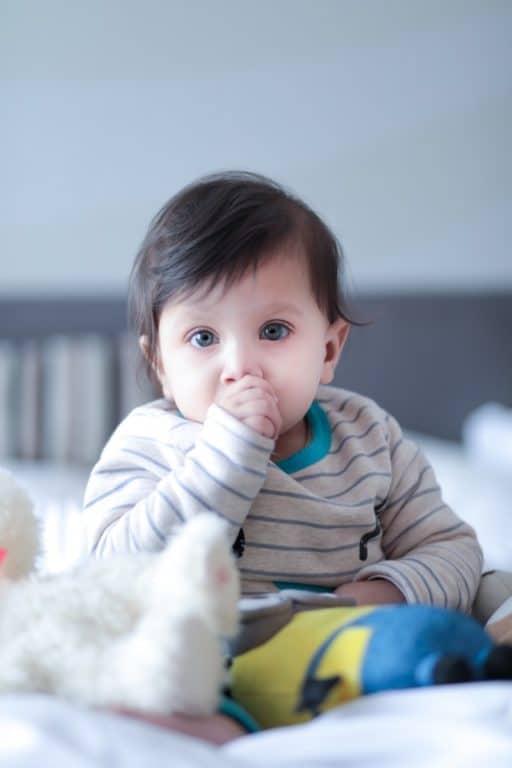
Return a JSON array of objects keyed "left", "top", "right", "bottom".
[
  {"left": 0, "top": 468, "right": 240, "bottom": 716},
  {"left": 231, "top": 596, "right": 512, "bottom": 728}
]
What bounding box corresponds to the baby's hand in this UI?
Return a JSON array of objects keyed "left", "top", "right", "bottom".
[{"left": 215, "top": 375, "right": 281, "bottom": 440}]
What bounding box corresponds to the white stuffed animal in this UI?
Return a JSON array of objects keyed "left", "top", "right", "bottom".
[{"left": 0, "top": 468, "right": 240, "bottom": 716}]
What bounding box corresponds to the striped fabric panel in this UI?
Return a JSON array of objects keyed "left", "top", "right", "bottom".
[
  {"left": 0, "top": 341, "right": 14, "bottom": 458},
  {"left": 0, "top": 333, "right": 156, "bottom": 465},
  {"left": 19, "top": 340, "right": 41, "bottom": 461}
]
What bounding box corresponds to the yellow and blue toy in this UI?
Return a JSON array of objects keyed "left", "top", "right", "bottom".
[{"left": 231, "top": 604, "right": 512, "bottom": 729}]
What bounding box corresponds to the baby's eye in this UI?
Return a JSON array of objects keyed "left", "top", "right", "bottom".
[
  {"left": 260, "top": 323, "right": 290, "bottom": 341},
  {"left": 190, "top": 330, "right": 217, "bottom": 348}
]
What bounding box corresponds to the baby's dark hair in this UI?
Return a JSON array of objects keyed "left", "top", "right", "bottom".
[{"left": 128, "top": 171, "right": 353, "bottom": 373}]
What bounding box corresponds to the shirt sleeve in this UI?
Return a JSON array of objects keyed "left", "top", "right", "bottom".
[
  {"left": 355, "top": 413, "right": 483, "bottom": 612},
  {"left": 82, "top": 403, "right": 273, "bottom": 557}
]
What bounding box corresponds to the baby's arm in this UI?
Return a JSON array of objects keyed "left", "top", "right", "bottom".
[
  {"left": 352, "top": 414, "right": 483, "bottom": 612},
  {"left": 82, "top": 393, "right": 275, "bottom": 557}
]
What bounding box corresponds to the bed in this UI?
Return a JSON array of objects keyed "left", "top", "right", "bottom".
[
  {"left": 1, "top": 683, "right": 512, "bottom": 766},
  {"left": 1, "top": 291, "right": 512, "bottom": 764}
]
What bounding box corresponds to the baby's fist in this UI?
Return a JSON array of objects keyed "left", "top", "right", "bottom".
[{"left": 215, "top": 375, "right": 281, "bottom": 440}]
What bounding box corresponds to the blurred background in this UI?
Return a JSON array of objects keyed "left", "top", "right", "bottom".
[
  {"left": 2, "top": 0, "right": 510, "bottom": 296},
  {"left": 0, "top": 0, "right": 511, "bottom": 466}
]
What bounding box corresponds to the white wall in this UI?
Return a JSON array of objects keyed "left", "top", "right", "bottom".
[{"left": 1, "top": 0, "right": 510, "bottom": 295}]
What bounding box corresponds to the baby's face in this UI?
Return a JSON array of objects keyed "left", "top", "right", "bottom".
[{"left": 154, "top": 247, "right": 347, "bottom": 451}]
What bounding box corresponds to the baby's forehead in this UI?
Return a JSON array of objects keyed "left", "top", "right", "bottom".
[
  {"left": 171, "top": 251, "right": 313, "bottom": 309},
  {"left": 195, "top": 244, "right": 308, "bottom": 291}
]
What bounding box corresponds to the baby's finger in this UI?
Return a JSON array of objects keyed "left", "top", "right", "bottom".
[
  {"left": 219, "top": 375, "right": 278, "bottom": 402},
  {"left": 223, "top": 389, "right": 278, "bottom": 411},
  {"left": 237, "top": 397, "right": 281, "bottom": 438},
  {"left": 243, "top": 414, "right": 277, "bottom": 439},
  {"left": 237, "top": 392, "right": 281, "bottom": 418}
]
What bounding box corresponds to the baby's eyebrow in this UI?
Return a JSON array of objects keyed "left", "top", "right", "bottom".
[
  {"left": 175, "top": 302, "right": 304, "bottom": 319},
  {"left": 260, "top": 303, "right": 304, "bottom": 316}
]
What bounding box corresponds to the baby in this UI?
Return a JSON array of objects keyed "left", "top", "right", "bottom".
[{"left": 83, "top": 170, "right": 482, "bottom": 612}]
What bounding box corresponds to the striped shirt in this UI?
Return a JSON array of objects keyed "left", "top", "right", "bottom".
[{"left": 82, "top": 385, "right": 483, "bottom": 611}]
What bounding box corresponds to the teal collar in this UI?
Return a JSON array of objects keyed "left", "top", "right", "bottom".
[
  {"left": 275, "top": 400, "right": 331, "bottom": 474},
  {"left": 273, "top": 581, "right": 334, "bottom": 593}
]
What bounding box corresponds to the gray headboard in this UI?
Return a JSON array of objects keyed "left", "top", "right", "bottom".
[
  {"left": 0, "top": 292, "right": 510, "bottom": 463},
  {"left": 335, "top": 292, "right": 512, "bottom": 440}
]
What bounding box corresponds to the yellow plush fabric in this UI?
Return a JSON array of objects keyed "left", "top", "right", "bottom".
[{"left": 232, "top": 606, "right": 374, "bottom": 728}]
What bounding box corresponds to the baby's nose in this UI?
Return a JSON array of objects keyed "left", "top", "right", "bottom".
[
  {"left": 221, "top": 346, "right": 263, "bottom": 383},
  {"left": 221, "top": 364, "right": 263, "bottom": 384}
]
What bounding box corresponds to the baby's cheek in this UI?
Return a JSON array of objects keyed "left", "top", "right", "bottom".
[
  {"left": 280, "top": 384, "right": 318, "bottom": 429},
  {"left": 172, "top": 381, "right": 210, "bottom": 423}
]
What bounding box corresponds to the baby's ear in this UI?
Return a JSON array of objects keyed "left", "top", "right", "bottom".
[
  {"left": 320, "top": 320, "right": 350, "bottom": 385},
  {"left": 139, "top": 335, "right": 151, "bottom": 362},
  {"left": 139, "top": 335, "right": 172, "bottom": 399},
  {"left": 139, "top": 335, "right": 162, "bottom": 383},
  {"left": 139, "top": 335, "right": 160, "bottom": 373}
]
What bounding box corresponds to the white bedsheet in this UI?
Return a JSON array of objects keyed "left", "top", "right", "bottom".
[{"left": 1, "top": 683, "right": 512, "bottom": 767}]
